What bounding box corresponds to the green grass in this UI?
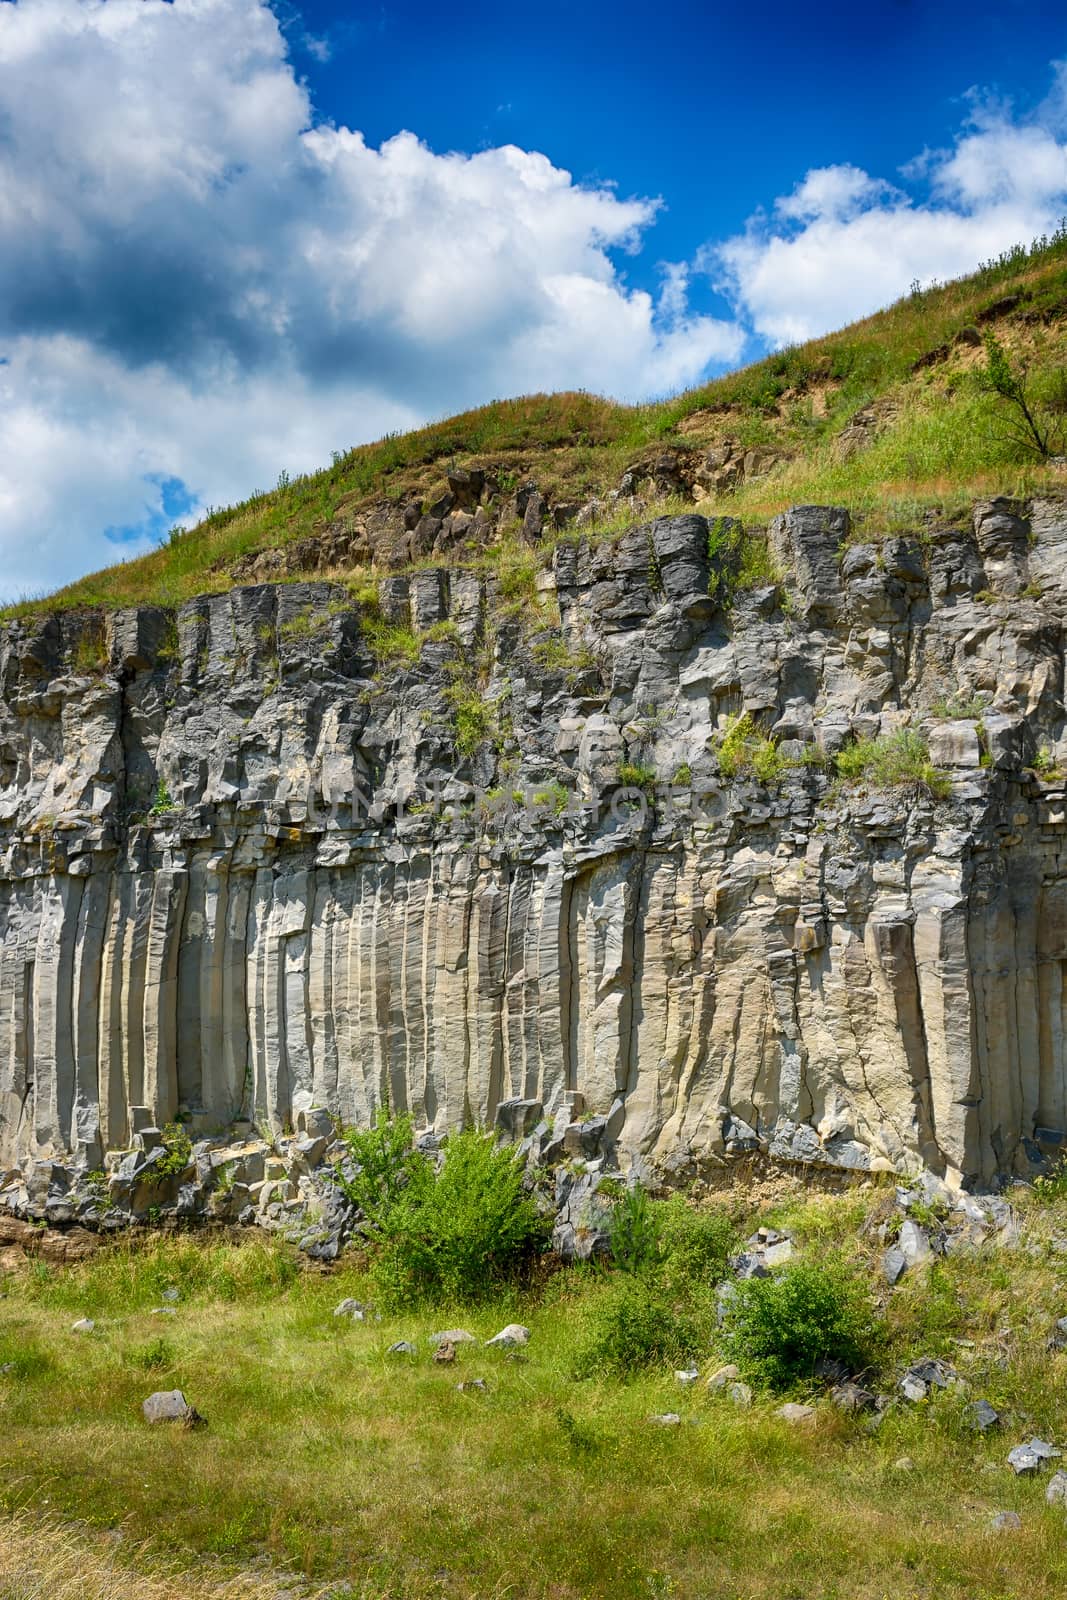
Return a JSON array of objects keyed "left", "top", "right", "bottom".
[
  {"left": 835, "top": 728, "right": 952, "bottom": 799},
  {"left": 7, "top": 1181, "right": 1067, "bottom": 1596},
  {"left": 9, "top": 229, "right": 1067, "bottom": 617}
]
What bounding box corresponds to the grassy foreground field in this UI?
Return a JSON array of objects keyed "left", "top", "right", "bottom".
[{"left": 5, "top": 1176, "right": 1067, "bottom": 1600}]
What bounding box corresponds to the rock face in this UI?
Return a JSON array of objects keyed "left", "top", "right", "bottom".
[{"left": 3, "top": 497, "right": 1067, "bottom": 1189}]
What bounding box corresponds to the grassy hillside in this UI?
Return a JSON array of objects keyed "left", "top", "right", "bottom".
[
  {"left": 5, "top": 1174, "right": 1067, "bottom": 1599},
  {"left": 10, "top": 229, "right": 1067, "bottom": 617}
]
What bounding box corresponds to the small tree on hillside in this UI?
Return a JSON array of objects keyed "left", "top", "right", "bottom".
[{"left": 980, "top": 331, "right": 1066, "bottom": 460}]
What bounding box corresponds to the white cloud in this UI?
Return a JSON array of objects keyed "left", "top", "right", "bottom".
[
  {"left": 5, "top": 1, "right": 1067, "bottom": 598},
  {"left": 0, "top": 336, "right": 420, "bottom": 598},
  {"left": 775, "top": 165, "right": 901, "bottom": 223},
  {"left": 0, "top": 0, "right": 743, "bottom": 594},
  {"left": 710, "top": 63, "right": 1067, "bottom": 348}
]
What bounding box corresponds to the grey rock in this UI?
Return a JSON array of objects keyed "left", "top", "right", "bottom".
[
  {"left": 967, "top": 1400, "right": 1001, "bottom": 1432},
  {"left": 727, "top": 1382, "right": 753, "bottom": 1407},
  {"left": 1045, "top": 1470, "right": 1067, "bottom": 1505},
  {"left": 430, "top": 1328, "right": 477, "bottom": 1346},
  {"left": 776, "top": 1402, "right": 817, "bottom": 1425},
  {"left": 387, "top": 1340, "right": 417, "bottom": 1356},
  {"left": 70, "top": 1318, "right": 95, "bottom": 1334},
  {"left": 493, "top": 1100, "right": 542, "bottom": 1141},
  {"left": 829, "top": 1382, "right": 877, "bottom": 1413},
  {"left": 990, "top": 1511, "right": 1022, "bottom": 1532},
  {"left": 882, "top": 1247, "right": 908, "bottom": 1286},
  {"left": 648, "top": 1412, "right": 682, "bottom": 1426},
  {"left": 707, "top": 1363, "right": 740, "bottom": 1391},
  {"left": 3, "top": 501, "right": 1067, "bottom": 1196},
  {"left": 1008, "top": 1438, "right": 1062, "bottom": 1474},
  {"left": 899, "top": 1357, "right": 957, "bottom": 1402},
  {"left": 485, "top": 1324, "right": 530, "bottom": 1348},
  {"left": 731, "top": 1251, "right": 771, "bottom": 1281},
  {"left": 897, "top": 1219, "right": 933, "bottom": 1266},
  {"left": 333, "top": 1298, "right": 366, "bottom": 1321},
  {"left": 761, "top": 1238, "right": 794, "bottom": 1268},
  {"left": 142, "top": 1389, "right": 202, "bottom": 1425}
]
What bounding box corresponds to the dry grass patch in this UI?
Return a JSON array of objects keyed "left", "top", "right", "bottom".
[{"left": 0, "top": 1507, "right": 318, "bottom": 1600}]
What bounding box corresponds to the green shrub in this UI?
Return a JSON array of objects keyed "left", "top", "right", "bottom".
[
  {"left": 530, "top": 635, "right": 596, "bottom": 678},
  {"left": 834, "top": 728, "right": 951, "bottom": 799},
  {"left": 133, "top": 1335, "right": 175, "bottom": 1372},
  {"left": 363, "top": 619, "right": 420, "bottom": 666},
  {"left": 155, "top": 1122, "right": 193, "bottom": 1178},
  {"left": 572, "top": 1277, "right": 703, "bottom": 1378},
  {"left": 334, "top": 1108, "right": 421, "bottom": 1222},
  {"left": 1033, "top": 1154, "right": 1067, "bottom": 1201},
  {"left": 149, "top": 779, "right": 177, "bottom": 815},
  {"left": 350, "top": 1121, "right": 549, "bottom": 1306},
  {"left": 531, "top": 780, "right": 571, "bottom": 816},
  {"left": 721, "top": 1259, "right": 878, "bottom": 1390},
  {"left": 606, "top": 1185, "right": 663, "bottom": 1274},
  {"left": 657, "top": 1196, "right": 738, "bottom": 1297},
  {"left": 445, "top": 682, "right": 495, "bottom": 758},
  {"left": 707, "top": 519, "right": 782, "bottom": 608}
]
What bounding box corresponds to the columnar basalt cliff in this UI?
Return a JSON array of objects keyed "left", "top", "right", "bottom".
[{"left": 3, "top": 498, "right": 1067, "bottom": 1190}]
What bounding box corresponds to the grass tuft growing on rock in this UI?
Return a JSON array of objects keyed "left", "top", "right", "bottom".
[{"left": 835, "top": 727, "right": 952, "bottom": 798}]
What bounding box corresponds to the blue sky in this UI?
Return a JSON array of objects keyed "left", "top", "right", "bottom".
[
  {"left": 1, "top": 0, "right": 1066, "bottom": 595},
  {"left": 287, "top": 0, "right": 1067, "bottom": 318}
]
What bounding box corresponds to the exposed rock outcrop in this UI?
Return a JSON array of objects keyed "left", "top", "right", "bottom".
[{"left": 3, "top": 498, "right": 1067, "bottom": 1190}]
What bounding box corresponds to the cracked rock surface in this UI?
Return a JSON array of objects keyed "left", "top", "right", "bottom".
[{"left": 3, "top": 497, "right": 1067, "bottom": 1189}]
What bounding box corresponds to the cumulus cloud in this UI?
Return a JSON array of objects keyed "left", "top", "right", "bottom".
[
  {"left": 0, "top": 0, "right": 743, "bottom": 593},
  {"left": 710, "top": 62, "right": 1067, "bottom": 348},
  {"left": 5, "top": 1, "right": 1067, "bottom": 597}
]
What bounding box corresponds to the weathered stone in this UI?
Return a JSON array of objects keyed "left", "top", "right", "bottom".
[
  {"left": 829, "top": 1382, "right": 876, "bottom": 1413},
  {"left": 967, "top": 1400, "right": 1001, "bottom": 1432},
  {"left": 333, "top": 1298, "right": 366, "bottom": 1321},
  {"left": 883, "top": 1247, "right": 908, "bottom": 1285},
  {"left": 776, "top": 1402, "right": 816, "bottom": 1425},
  {"left": 485, "top": 1324, "right": 530, "bottom": 1348},
  {"left": 1008, "top": 1438, "right": 1061, "bottom": 1474},
  {"left": 3, "top": 501, "right": 1067, "bottom": 1196},
  {"left": 142, "top": 1389, "right": 202, "bottom": 1425},
  {"left": 1045, "top": 1469, "right": 1067, "bottom": 1505},
  {"left": 897, "top": 1219, "right": 934, "bottom": 1266}
]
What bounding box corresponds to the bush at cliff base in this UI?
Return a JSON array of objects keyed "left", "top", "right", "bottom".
[
  {"left": 721, "top": 1258, "right": 880, "bottom": 1390},
  {"left": 338, "top": 1115, "right": 549, "bottom": 1307}
]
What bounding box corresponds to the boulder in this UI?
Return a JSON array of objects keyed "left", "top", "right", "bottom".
[
  {"left": 142, "top": 1390, "right": 202, "bottom": 1426},
  {"left": 776, "top": 1402, "right": 816, "bottom": 1426},
  {"left": 1008, "top": 1438, "right": 1061, "bottom": 1474},
  {"left": 485, "top": 1324, "right": 531, "bottom": 1348}
]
